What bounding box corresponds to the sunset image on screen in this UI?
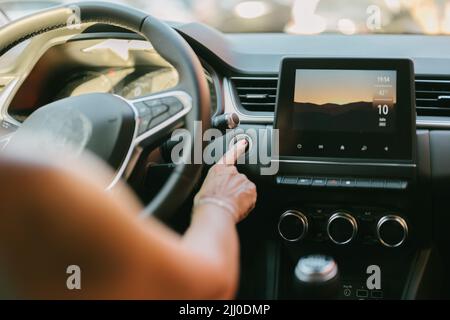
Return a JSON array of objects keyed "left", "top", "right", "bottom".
[
  {"left": 293, "top": 69, "right": 397, "bottom": 132},
  {"left": 294, "top": 69, "right": 397, "bottom": 105}
]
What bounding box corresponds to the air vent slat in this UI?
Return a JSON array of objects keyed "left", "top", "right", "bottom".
[
  {"left": 241, "top": 102, "right": 276, "bottom": 106},
  {"left": 415, "top": 77, "right": 450, "bottom": 116},
  {"left": 416, "top": 90, "right": 450, "bottom": 94},
  {"left": 239, "top": 94, "right": 271, "bottom": 98},
  {"left": 417, "top": 98, "right": 438, "bottom": 101},
  {"left": 235, "top": 87, "right": 277, "bottom": 91},
  {"left": 231, "top": 77, "right": 278, "bottom": 112}
]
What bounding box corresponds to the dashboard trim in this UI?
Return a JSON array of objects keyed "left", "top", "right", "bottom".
[
  {"left": 225, "top": 77, "right": 450, "bottom": 129},
  {"left": 224, "top": 77, "right": 273, "bottom": 123},
  {"left": 271, "top": 159, "right": 417, "bottom": 168},
  {"left": 416, "top": 119, "right": 450, "bottom": 129}
]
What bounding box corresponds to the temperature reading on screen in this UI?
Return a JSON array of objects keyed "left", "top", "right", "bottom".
[{"left": 373, "top": 72, "right": 396, "bottom": 129}]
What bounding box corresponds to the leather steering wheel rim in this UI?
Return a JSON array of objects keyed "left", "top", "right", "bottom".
[{"left": 0, "top": 1, "right": 211, "bottom": 221}]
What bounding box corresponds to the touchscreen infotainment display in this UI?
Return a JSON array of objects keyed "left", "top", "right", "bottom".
[
  {"left": 275, "top": 58, "right": 415, "bottom": 161},
  {"left": 293, "top": 69, "right": 397, "bottom": 133}
]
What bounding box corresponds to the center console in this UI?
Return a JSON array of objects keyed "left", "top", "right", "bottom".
[{"left": 261, "top": 58, "right": 432, "bottom": 299}]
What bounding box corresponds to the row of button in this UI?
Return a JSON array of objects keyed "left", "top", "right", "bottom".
[
  {"left": 349, "top": 289, "right": 383, "bottom": 299},
  {"left": 134, "top": 97, "right": 184, "bottom": 135},
  {"left": 276, "top": 176, "right": 408, "bottom": 190},
  {"left": 297, "top": 143, "right": 391, "bottom": 153}
]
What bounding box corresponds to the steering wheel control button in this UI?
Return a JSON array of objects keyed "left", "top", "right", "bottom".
[
  {"left": 169, "top": 103, "right": 183, "bottom": 115},
  {"left": 135, "top": 102, "right": 151, "bottom": 116},
  {"left": 278, "top": 210, "right": 309, "bottom": 242},
  {"left": 135, "top": 105, "right": 155, "bottom": 134},
  {"left": 327, "top": 212, "right": 358, "bottom": 245},
  {"left": 133, "top": 97, "right": 184, "bottom": 133},
  {"left": 138, "top": 117, "right": 152, "bottom": 135},
  {"left": 161, "top": 97, "right": 184, "bottom": 115},
  {"left": 377, "top": 215, "right": 408, "bottom": 248},
  {"left": 151, "top": 104, "right": 169, "bottom": 118},
  {"left": 160, "top": 96, "right": 178, "bottom": 105},
  {"left": 144, "top": 99, "right": 162, "bottom": 108},
  {"left": 148, "top": 113, "right": 171, "bottom": 129}
]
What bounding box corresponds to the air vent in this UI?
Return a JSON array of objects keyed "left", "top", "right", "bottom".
[
  {"left": 415, "top": 77, "right": 450, "bottom": 116},
  {"left": 231, "top": 77, "right": 278, "bottom": 112}
]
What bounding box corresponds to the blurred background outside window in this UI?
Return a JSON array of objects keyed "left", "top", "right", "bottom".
[{"left": 0, "top": 0, "right": 449, "bottom": 35}]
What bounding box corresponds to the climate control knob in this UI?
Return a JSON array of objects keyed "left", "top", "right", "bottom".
[
  {"left": 278, "top": 210, "right": 309, "bottom": 242},
  {"left": 327, "top": 212, "right": 358, "bottom": 245},
  {"left": 377, "top": 215, "right": 408, "bottom": 248}
]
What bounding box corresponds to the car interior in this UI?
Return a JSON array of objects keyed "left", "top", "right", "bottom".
[{"left": 1, "top": 0, "right": 450, "bottom": 300}]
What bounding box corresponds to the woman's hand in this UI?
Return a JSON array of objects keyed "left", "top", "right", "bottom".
[{"left": 193, "top": 139, "right": 257, "bottom": 223}]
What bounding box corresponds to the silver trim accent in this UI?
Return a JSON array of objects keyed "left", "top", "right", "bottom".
[
  {"left": 106, "top": 90, "right": 192, "bottom": 190},
  {"left": 417, "top": 119, "right": 450, "bottom": 129},
  {"left": 278, "top": 210, "right": 309, "bottom": 242},
  {"left": 0, "top": 79, "right": 21, "bottom": 127},
  {"left": 327, "top": 212, "right": 358, "bottom": 245},
  {"left": 226, "top": 112, "right": 240, "bottom": 129},
  {"left": 230, "top": 76, "right": 279, "bottom": 81},
  {"left": 376, "top": 215, "right": 408, "bottom": 248},
  {"left": 224, "top": 77, "right": 274, "bottom": 124},
  {"left": 415, "top": 79, "right": 450, "bottom": 84},
  {"left": 271, "top": 158, "right": 416, "bottom": 168},
  {"left": 228, "top": 133, "right": 253, "bottom": 154}
]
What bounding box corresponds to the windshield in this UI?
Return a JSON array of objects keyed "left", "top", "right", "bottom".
[{"left": 1, "top": 0, "right": 450, "bottom": 35}]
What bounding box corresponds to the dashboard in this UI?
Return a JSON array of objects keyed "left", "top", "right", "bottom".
[
  {"left": 54, "top": 67, "right": 178, "bottom": 101},
  {"left": 175, "top": 24, "right": 450, "bottom": 300},
  {"left": 5, "top": 37, "right": 219, "bottom": 122},
  {"left": 1, "top": 22, "right": 450, "bottom": 300}
]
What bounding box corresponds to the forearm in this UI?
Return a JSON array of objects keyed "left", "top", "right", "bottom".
[{"left": 181, "top": 203, "right": 240, "bottom": 298}]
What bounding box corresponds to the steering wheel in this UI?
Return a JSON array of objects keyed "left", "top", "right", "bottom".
[{"left": 0, "top": 2, "right": 211, "bottom": 220}]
